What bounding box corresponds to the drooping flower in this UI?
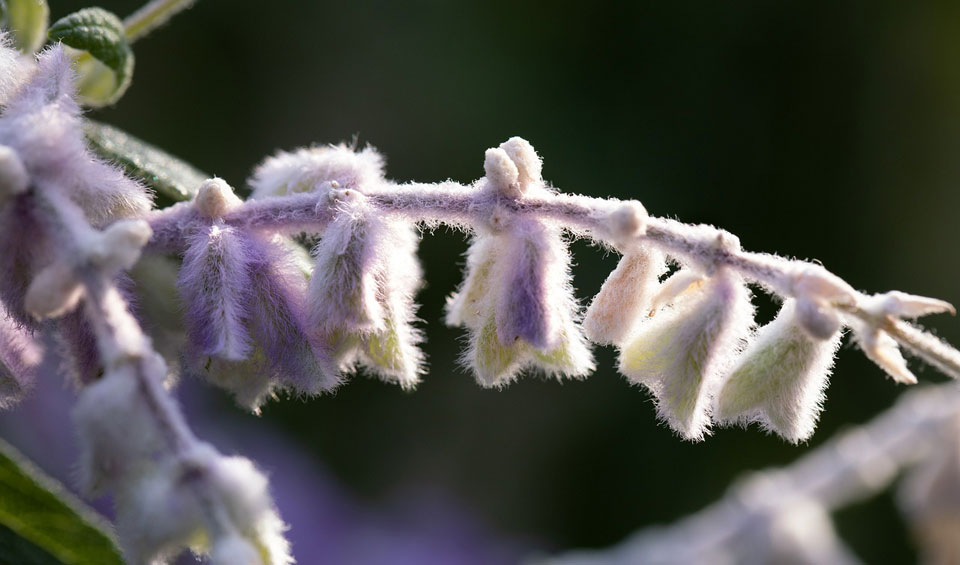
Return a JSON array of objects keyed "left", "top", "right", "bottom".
[
  {"left": 250, "top": 143, "right": 427, "bottom": 388},
  {"left": 448, "top": 138, "right": 593, "bottom": 387},
  {"left": 619, "top": 266, "right": 754, "bottom": 440},
  {"left": 583, "top": 246, "right": 667, "bottom": 346},
  {"left": 177, "top": 179, "right": 337, "bottom": 410},
  {"left": 307, "top": 189, "right": 425, "bottom": 387},
  {"left": 714, "top": 299, "right": 842, "bottom": 443}
]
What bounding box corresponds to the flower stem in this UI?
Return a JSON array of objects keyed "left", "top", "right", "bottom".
[{"left": 123, "top": 0, "right": 197, "bottom": 43}]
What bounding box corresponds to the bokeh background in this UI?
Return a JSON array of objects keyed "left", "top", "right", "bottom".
[{"left": 7, "top": 1, "right": 960, "bottom": 563}]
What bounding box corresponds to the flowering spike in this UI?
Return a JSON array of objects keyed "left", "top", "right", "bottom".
[
  {"left": 715, "top": 300, "right": 842, "bottom": 443},
  {"left": 620, "top": 268, "right": 754, "bottom": 440},
  {"left": 583, "top": 247, "right": 667, "bottom": 345}
]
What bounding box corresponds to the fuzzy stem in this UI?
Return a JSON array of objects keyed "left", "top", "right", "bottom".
[
  {"left": 145, "top": 181, "right": 960, "bottom": 382},
  {"left": 544, "top": 384, "right": 960, "bottom": 564},
  {"left": 123, "top": 0, "right": 197, "bottom": 43},
  {"left": 35, "top": 189, "right": 238, "bottom": 544}
]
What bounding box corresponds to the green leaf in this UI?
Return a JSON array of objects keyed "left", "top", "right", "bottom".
[
  {"left": 48, "top": 8, "right": 133, "bottom": 107},
  {"left": 0, "top": 438, "right": 123, "bottom": 564},
  {"left": 0, "top": 0, "right": 49, "bottom": 53},
  {"left": 84, "top": 120, "right": 208, "bottom": 202}
]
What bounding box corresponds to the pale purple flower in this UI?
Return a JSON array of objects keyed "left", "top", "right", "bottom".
[
  {"left": 177, "top": 180, "right": 338, "bottom": 410},
  {"left": 448, "top": 139, "right": 593, "bottom": 387}
]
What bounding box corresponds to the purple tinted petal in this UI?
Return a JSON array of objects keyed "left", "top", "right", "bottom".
[
  {"left": 178, "top": 225, "right": 253, "bottom": 364},
  {"left": 244, "top": 232, "right": 338, "bottom": 393},
  {"left": 495, "top": 222, "right": 556, "bottom": 350}
]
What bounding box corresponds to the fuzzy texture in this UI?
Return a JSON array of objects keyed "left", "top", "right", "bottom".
[
  {"left": 445, "top": 234, "right": 500, "bottom": 329},
  {"left": 308, "top": 201, "right": 425, "bottom": 388},
  {"left": 0, "top": 46, "right": 152, "bottom": 224},
  {"left": 114, "top": 456, "right": 208, "bottom": 565},
  {"left": 583, "top": 247, "right": 667, "bottom": 345},
  {"left": 249, "top": 143, "right": 384, "bottom": 198},
  {"left": 0, "top": 33, "right": 29, "bottom": 105},
  {"left": 73, "top": 359, "right": 166, "bottom": 495},
  {"left": 0, "top": 306, "right": 42, "bottom": 408},
  {"left": 178, "top": 222, "right": 337, "bottom": 410},
  {"left": 619, "top": 268, "right": 754, "bottom": 440},
  {"left": 0, "top": 192, "right": 54, "bottom": 325},
  {"left": 714, "top": 300, "right": 842, "bottom": 443},
  {"left": 495, "top": 219, "right": 563, "bottom": 350},
  {"left": 252, "top": 143, "right": 426, "bottom": 388},
  {"left": 449, "top": 154, "right": 594, "bottom": 387}
]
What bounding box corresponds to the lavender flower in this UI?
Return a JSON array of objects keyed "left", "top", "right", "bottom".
[
  {"left": 253, "top": 144, "right": 426, "bottom": 388},
  {"left": 178, "top": 179, "right": 338, "bottom": 411},
  {"left": 449, "top": 139, "right": 594, "bottom": 387}
]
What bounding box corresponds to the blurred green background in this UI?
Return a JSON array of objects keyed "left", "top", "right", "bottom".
[{"left": 55, "top": 0, "right": 960, "bottom": 561}]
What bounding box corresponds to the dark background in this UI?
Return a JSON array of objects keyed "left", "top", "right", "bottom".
[{"left": 49, "top": 1, "right": 960, "bottom": 562}]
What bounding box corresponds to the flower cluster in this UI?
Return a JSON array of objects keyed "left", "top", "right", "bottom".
[{"left": 1, "top": 8, "right": 960, "bottom": 563}]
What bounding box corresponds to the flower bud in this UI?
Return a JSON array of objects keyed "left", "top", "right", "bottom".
[
  {"left": 608, "top": 201, "right": 648, "bottom": 243},
  {"left": 24, "top": 261, "right": 83, "bottom": 320},
  {"left": 619, "top": 268, "right": 754, "bottom": 440},
  {"left": 195, "top": 178, "right": 243, "bottom": 218},
  {"left": 583, "top": 247, "right": 666, "bottom": 345},
  {"left": 499, "top": 136, "right": 542, "bottom": 190},
  {"left": 715, "top": 300, "right": 841, "bottom": 443},
  {"left": 483, "top": 147, "right": 522, "bottom": 199}
]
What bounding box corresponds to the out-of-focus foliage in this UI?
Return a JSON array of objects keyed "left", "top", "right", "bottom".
[{"left": 0, "top": 439, "right": 122, "bottom": 564}]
